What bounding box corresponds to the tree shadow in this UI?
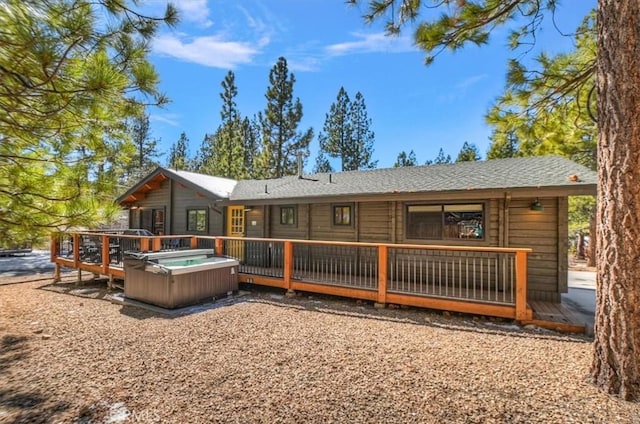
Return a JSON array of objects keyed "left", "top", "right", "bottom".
[
  {"left": 0, "top": 335, "right": 71, "bottom": 423},
  {"left": 241, "top": 286, "right": 592, "bottom": 344},
  {"left": 0, "top": 335, "right": 29, "bottom": 374}
]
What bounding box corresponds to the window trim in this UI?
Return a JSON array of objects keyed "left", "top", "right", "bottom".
[
  {"left": 404, "top": 202, "right": 486, "bottom": 243},
  {"left": 279, "top": 206, "right": 297, "bottom": 226},
  {"left": 186, "top": 208, "right": 208, "bottom": 233},
  {"left": 332, "top": 204, "right": 353, "bottom": 227}
]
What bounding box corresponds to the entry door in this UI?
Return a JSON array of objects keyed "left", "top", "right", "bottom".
[
  {"left": 227, "top": 206, "right": 245, "bottom": 236},
  {"left": 226, "top": 206, "right": 245, "bottom": 261}
]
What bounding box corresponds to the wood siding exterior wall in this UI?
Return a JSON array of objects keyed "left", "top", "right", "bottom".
[
  {"left": 507, "top": 197, "right": 562, "bottom": 302},
  {"left": 358, "top": 202, "right": 392, "bottom": 243},
  {"left": 133, "top": 180, "right": 171, "bottom": 233},
  {"left": 126, "top": 179, "right": 225, "bottom": 236},
  {"left": 253, "top": 196, "right": 567, "bottom": 302},
  {"left": 124, "top": 174, "right": 572, "bottom": 302},
  {"left": 171, "top": 182, "right": 224, "bottom": 235},
  {"left": 269, "top": 204, "right": 310, "bottom": 240},
  {"left": 246, "top": 207, "right": 266, "bottom": 238},
  {"left": 310, "top": 203, "right": 356, "bottom": 242}
]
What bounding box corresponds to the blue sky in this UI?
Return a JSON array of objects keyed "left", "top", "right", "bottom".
[{"left": 144, "top": 0, "right": 595, "bottom": 170}]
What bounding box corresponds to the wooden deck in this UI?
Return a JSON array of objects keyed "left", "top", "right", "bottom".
[
  {"left": 524, "top": 300, "right": 587, "bottom": 334},
  {"left": 52, "top": 233, "right": 544, "bottom": 324}
]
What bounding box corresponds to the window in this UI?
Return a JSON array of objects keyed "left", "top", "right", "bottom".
[
  {"left": 187, "top": 209, "right": 207, "bottom": 232},
  {"left": 406, "top": 203, "right": 484, "bottom": 240},
  {"left": 333, "top": 205, "right": 352, "bottom": 226},
  {"left": 280, "top": 206, "right": 296, "bottom": 225}
]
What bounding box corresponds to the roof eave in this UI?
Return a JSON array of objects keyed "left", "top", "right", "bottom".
[{"left": 227, "top": 183, "right": 597, "bottom": 205}]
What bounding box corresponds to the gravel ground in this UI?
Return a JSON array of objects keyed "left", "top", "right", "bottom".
[{"left": 1, "top": 273, "right": 639, "bottom": 423}]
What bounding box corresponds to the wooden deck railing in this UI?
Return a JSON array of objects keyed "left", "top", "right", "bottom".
[{"left": 51, "top": 233, "right": 533, "bottom": 321}]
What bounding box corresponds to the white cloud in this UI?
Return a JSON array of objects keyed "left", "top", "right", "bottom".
[
  {"left": 287, "top": 56, "right": 322, "bottom": 73},
  {"left": 172, "top": 0, "right": 212, "bottom": 28},
  {"left": 438, "top": 74, "right": 489, "bottom": 103},
  {"left": 149, "top": 113, "right": 180, "bottom": 127},
  {"left": 325, "top": 32, "right": 415, "bottom": 56},
  {"left": 152, "top": 34, "right": 259, "bottom": 68},
  {"left": 456, "top": 74, "right": 488, "bottom": 90}
]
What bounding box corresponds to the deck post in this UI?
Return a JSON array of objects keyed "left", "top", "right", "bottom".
[
  {"left": 51, "top": 233, "right": 61, "bottom": 283},
  {"left": 515, "top": 250, "right": 529, "bottom": 320},
  {"left": 102, "top": 235, "right": 109, "bottom": 275},
  {"left": 284, "top": 240, "right": 294, "bottom": 295},
  {"left": 73, "top": 233, "right": 80, "bottom": 268},
  {"left": 152, "top": 237, "right": 162, "bottom": 252},
  {"left": 53, "top": 263, "right": 61, "bottom": 283},
  {"left": 140, "top": 237, "right": 149, "bottom": 252},
  {"left": 215, "top": 238, "right": 224, "bottom": 256},
  {"left": 190, "top": 237, "right": 198, "bottom": 249},
  {"left": 50, "top": 233, "right": 58, "bottom": 263},
  {"left": 376, "top": 245, "right": 388, "bottom": 306}
]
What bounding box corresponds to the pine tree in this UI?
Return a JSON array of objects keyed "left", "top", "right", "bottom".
[
  {"left": 455, "top": 142, "right": 481, "bottom": 162},
  {"left": 432, "top": 148, "right": 452, "bottom": 165},
  {"left": 241, "top": 117, "right": 261, "bottom": 179},
  {"left": 0, "top": 0, "right": 177, "bottom": 244},
  {"left": 394, "top": 150, "right": 417, "bottom": 167},
  {"left": 318, "top": 88, "right": 377, "bottom": 171},
  {"left": 125, "top": 112, "right": 162, "bottom": 182},
  {"left": 168, "top": 132, "right": 190, "bottom": 171},
  {"left": 487, "top": 131, "right": 521, "bottom": 159},
  {"left": 486, "top": 15, "right": 597, "bottom": 266},
  {"left": 485, "top": 13, "right": 597, "bottom": 169},
  {"left": 217, "top": 71, "right": 245, "bottom": 178},
  {"left": 257, "top": 57, "right": 313, "bottom": 178},
  {"left": 318, "top": 87, "right": 351, "bottom": 171},
  {"left": 351, "top": 0, "right": 640, "bottom": 400},
  {"left": 347, "top": 92, "right": 378, "bottom": 170},
  {"left": 193, "top": 133, "right": 214, "bottom": 172},
  {"left": 313, "top": 152, "right": 335, "bottom": 173},
  {"left": 197, "top": 71, "right": 246, "bottom": 179}
]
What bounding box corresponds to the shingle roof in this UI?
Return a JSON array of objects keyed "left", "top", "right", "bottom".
[
  {"left": 116, "top": 167, "right": 237, "bottom": 205},
  {"left": 169, "top": 169, "right": 237, "bottom": 198},
  {"left": 229, "top": 156, "right": 597, "bottom": 202}
]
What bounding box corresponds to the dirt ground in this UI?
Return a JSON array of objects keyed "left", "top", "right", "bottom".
[{"left": 1, "top": 270, "right": 639, "bottom": 423}]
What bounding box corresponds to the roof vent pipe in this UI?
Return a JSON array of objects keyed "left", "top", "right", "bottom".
[
  {"left": 329, "top": 173, "right": 332, "bottom": 183},
  {"left": 264, "top": 184, "right": 268, "bottom": 194},
  {"left": 297, "top": 152, "right": 303, "bottom": 178}
]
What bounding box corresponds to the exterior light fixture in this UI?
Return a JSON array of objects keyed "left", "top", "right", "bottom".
[{"left": 530, "top": 198, "right": 544, "bottom": 212}]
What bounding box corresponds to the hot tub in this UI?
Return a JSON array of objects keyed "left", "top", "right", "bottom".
[{"left": 123, "top": 249, "right": 239, "bottom": 309}]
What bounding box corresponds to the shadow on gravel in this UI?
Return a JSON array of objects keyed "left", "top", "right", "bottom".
[
  {"left": 0, "top": 335, "right": 29, "bottom": 374},
  {"left": 115, "top": 293, "right": 252, "bottom": 321},
  {"left": 0, "top": 335, "right": 71, "bottom": 423},
  {"left": 241, "top": 286, "right": 591, "bottom": 344},
  {"left": 35, "top": 278, "right": 590, "bottom": 344},
  {"left": 38, "top": 279, "right": 114, "bottom": 302}
]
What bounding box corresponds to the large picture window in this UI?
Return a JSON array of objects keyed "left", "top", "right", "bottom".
[
  {"left": 187, "top": 209, "right": 207, "bottom": 232},
  {"left": 406, "top": 203, "right": 484, "bottom": 240},
  {"left": 280, "top": 206, "right": 296, "bottom": 225},
  {"left": 333, "top": 205, "right": 352, "bottom": 226}
]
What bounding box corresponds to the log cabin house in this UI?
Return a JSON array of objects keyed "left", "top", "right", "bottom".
[{"left": 116, "top": 156, "right": 596, "bottom": 304}]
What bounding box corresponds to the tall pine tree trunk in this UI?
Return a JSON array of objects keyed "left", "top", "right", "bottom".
[{"left": 591, "top": 0, "right": 640, "bottom": 401}]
